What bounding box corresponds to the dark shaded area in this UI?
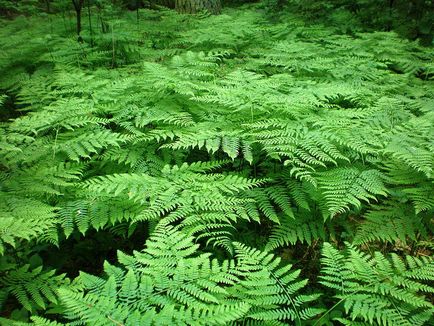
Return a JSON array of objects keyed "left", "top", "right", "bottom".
[
  {"left": 39, "top": 223, "right": 148, "bottom": 278},
  {"left": 0, "top": 93, "right": 22, "bottom": 122},
  {"left": 287, "top": 0, "right": 434, "bottom": 45}
]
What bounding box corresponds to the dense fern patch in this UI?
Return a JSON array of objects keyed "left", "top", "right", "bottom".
[{"left": 0, "top": 2, "right": 433, "bottom": 325}]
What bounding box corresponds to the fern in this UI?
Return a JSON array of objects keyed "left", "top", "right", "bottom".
[
  {"left": 354, "top": 202, "right": 431, "bottom": 245},
  {"left": 50, "top": 224, "right": 320, "bottom": 325},
  {"left": 0, "top": 196, "right": 58, "bottom": 254},
  {"left": 316, "top": 167, "right": 388, "bottom": 217},
  {"left": 320, "top": 242, "right": 434, "bottom": 325},
  {"left": 266, "top": 213, "right": 338, "bottom": 250},
  {"left": 0, "top": 264, "right": 67, "bottom": 312},
  {"left": 0, "top": 3, "right": 433, "bottom": 324}
]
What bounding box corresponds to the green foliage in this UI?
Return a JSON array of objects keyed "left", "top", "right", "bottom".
[
  {"left": 0, "top": 2, "right": 433, "bottom": 325},
  {"left": 266, "top": 213, "right": 338, "bottom": 250},
  {"left": 0, "top": 197, "right": 58, "bottom": 254},
  {"left": 316, "top": 167, "right": 388, "bottom": 217},
  {"left": 1, "top": 264, "right": 68, "bottom": 312},
  {"left": 41, "top": 224, "right": 320, "bottom": 325},
  {"left": 320, "top": 242, "right": 434, "bottom": 326},
  {"left": 287, "top": 0, "right": 434, "bottom": 43},
  {"left": 353, "top": 201, "right": 432, "bottom": 245}
]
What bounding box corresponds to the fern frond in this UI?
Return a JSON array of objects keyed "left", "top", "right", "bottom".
[
  {"left": 1, "top": 265, "right": 67, "bottom": 312},
  {"left": 320, "top": 243, "right": 434, "bottom": 325},
  {"left": 53, "top": 223, "right": 319, "bottom": 325},
  {"left": 316, "top": 167, "right": 388, "bottom": 217},
  {"left": 354, "top": 202, "right": 430, "bottom": 245},
  {"left": 0, "top": 196, "right": 58, "bottom": 254}
]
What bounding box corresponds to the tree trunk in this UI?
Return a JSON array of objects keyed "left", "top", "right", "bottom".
[
  {"left": 45, "top": 0, "right": 51, "bottom": 13},
  {"left": 175, "top": 0, "right": 221, "bottom": 14},
  {"left": 76, "top": 7, "right": 82, "bottom": 35},
  {"left": 72, "top": 0, "right": 85, "bottom": 36}
]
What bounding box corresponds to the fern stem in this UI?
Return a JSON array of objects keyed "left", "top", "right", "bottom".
[
  {"left": 270, "top": 270, "right": 302, "bottom": 326},
  {"left": 312, "top": 296, "right": 347, "bottom": 326},
  {"left": 52, "top": 128, "right": 59, "bottom": 159},
  {"left": 106, "top": 315, "right": 124, "bottom": 326}
]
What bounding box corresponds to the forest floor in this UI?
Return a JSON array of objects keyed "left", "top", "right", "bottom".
[{"left": 0, "top": 3, "right": 433, "bottom": 325}]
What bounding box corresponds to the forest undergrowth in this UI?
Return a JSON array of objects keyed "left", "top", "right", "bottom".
[{"left": 0, "top": 2, "right": 433, "bottom": 325}]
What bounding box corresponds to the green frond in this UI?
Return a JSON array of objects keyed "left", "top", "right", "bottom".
[
  {"left": 266, "top": 213, "right": 331, "bottom": 250},
  {"left": 316, "top": 167, "right": 388, "bottom": 217},
  {"left": 1, "top": 265, "right": 67, "bottom": 312},
  {"left": 0, "top": 196, "right": 58, "bottom": 254},
  {"left": 53, "top": 224, "right": 318, "bottom": 325},
  {"left": 320, "top": 242, "right": 434, "bottom": 325},
  {"left": 354, "top": 202, "right": 430, "bottom": 245}
]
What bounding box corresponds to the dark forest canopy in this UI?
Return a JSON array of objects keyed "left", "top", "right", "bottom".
[{"left": 0, "top": 1, "right": 433, "bottom": 325}]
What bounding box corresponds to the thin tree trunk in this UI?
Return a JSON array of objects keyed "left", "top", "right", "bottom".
[
  {"left": 76, "top": 8, "right": 82, "bottom": 35},
  {"left": 175, "top": 0, "right": 221, "bottom": 14},
  {"left": 87, "top": 0, "right": 93, "bottom": 46},
  {"left": 72, "top": 0, "right": 85, "bottom": 37},
  {"left": 45, "top": 0, "right": 51, "bottom": 13},
  {"left": 387, "top": 0, "right": 395, "bottom": 31}
]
